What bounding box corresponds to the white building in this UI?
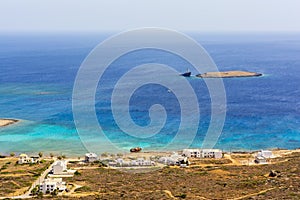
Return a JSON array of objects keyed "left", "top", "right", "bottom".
[
  {"left": 85, "top": 152, "right": 98, "bottom": 163},
  {"left": 254, "top": 156, "right": 267, "bottom": 164},
  {"left": 50, "top": 160, "right": 76, "bottom": 177},
  {"left": 158, "top": 153, "right": 188, "bottom": 166},
  {"left": 254, "top": 150, "right": 274, "bottom": 164},
  {"left": 135, "top": 158, "right": 154, "bottom": 166},
  {"left": 182, "top": 149, "right": 201, "bottom": 158},
  {"left": 39, "top": 178, "right": 66, "bottom": 194},
  {"left": 258, "top": 150, "right": 273, "bottom": 158},
  {"left": 112, "top": 158, "right": 131, "bottom": 167},
  {"left": 109, "top": 158, "right": 155, "bottom": 167},
  {"left": 130, "top": 160, "right": 138, "bottom": 166},
  {"left": 108, "top": 161, "right": 117, "bottom": 167},
  {"left": 202, "top": 149, "right": 223, "bottom": 159},
  {"left": 52, "top": 160, "right": 67, "bottom": 175},
  {"left": 158, "top": 157, "right": 179, "bottom": 165},
  {"left": 182, "top": 149, "right": 222, "bottom": 159},
  {"left": 18, "top": 154, "right": 38, "bottom": 164}
]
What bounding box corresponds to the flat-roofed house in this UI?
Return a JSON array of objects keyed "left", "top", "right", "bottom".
[
  {"left": 39, "top": 178, "right": 66, "bottom": 194},
  {"left": 49, "top": 160, "right": 76, "bottom": 177},
  {"left": 158, "top": 152, "right": 188, "bottom": 166},
  {"left": 254, "top": 156, "right": 267, "bottom": 164},
  {"left": 52, "top": 160, "right": 67, "bottom": 175},
  {"left": 201, "top": 149, "right": 223, "bottom": 159},
  {"left": 85, "top": 152, "right": 98, "bottom": 163},
  {"left": 18, "top": 154, "right": 34, "bottom": 164},
  {"left": 258, "top": 150, "right": 273, "bottom": 158},
  {"left": 182, "top": 149, "right": 223, "bottom": 159},
  {"left": 182, "top": 149, "right": 201, "bottom": 158}
]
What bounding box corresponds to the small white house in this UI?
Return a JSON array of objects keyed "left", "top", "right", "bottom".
[
  {"left": 50, "top": 160, "right": 76, "bottom": 177},
  {"left": 130, "top": 159, "right": 152, "bottom": 166},
  {"left": 39, "top": 178, "right": 66, "bottom": 194},
  {"left": 109, "top": 158, "right": 154, "bottom": 167},
  {"left": 254, "top": 150, "right": 274, "bottom": 164},
  {"left": 158, "top": 153, "right": 188, "bottom": 166},
  {"left": 182, "top": 149, "right": 222, "bottom": 159},
  {"left": 113, "top": 158, "right": 130, "bottom": 167},
  {"left": 258, "top": 150, "right": 273, "bottom": 158},
  {"left": 182, "top": 149, "right": 201, "bottom": 158},
  {"left": 135, "top": 158, "right": 154, "bottom": 166},
  {"left": 254, "top": 156, "right": 267, "bottom": 164},
  {"left": 108, "top": 161, "right": 117, "bottom": 167},
  {"left": 18, "top": 154, "right": 37, "bottom": 164},
  {"left": 136, "top": 158, "right": 145, "bottom": 165},
  {"left": 85, "top": 152, "right": 98, "bottom": 163},
  {"left": 202, "top": 149, "right": 223, "bottom": 159},
  {"left": 116, "top": 158, "right": 124, "bottom": 164},
  {"left": 131, "top": 160, "right": 138, "bottom": 166},
  {"left": 52, "top": 160, "right": 67, "bottom": 175}
]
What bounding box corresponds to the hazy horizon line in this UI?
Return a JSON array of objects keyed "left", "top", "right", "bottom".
[{"left": 1, "top": 30, "right": 300, "bottom": 35}]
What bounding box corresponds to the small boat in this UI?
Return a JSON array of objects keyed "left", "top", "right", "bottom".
[
  {"left": 180, "top": 69, "right": 191, "bottom": 77},
  {"left": 130, "top": 147, "right": 142, "bottom": 153}
]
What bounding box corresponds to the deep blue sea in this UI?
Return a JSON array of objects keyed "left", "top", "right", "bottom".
[{"left": 0, "top": 32, "right": 299, "bottom": 156}]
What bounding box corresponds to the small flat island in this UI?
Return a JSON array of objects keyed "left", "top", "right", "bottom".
[
  {"left": 196, "top": 71, "right": 262, "bottom": 78},
  {"left": 0, "top": 119, "right": 19, "bottom": 127}
]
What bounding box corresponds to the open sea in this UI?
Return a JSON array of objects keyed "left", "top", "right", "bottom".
[{"left": 0, "top": 32, "right": 299, "bottom": 156}]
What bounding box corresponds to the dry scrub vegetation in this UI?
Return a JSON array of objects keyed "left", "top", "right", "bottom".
[
  {"left": 54, "top": 152, "right": 300, "bottom": 199},
  {"left": 0, "top": 158, "right": 52, "bottom": 197}
]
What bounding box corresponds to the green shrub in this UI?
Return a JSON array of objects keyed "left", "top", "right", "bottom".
[
  {"left": 175, "top": 193, "right": 187, "bottom": 199},
  {"left": 74, "top": 171, "right": 81, "bottom": 176}
]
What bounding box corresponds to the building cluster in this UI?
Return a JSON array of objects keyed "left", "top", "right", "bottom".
[
  {"left": 18, "top": 148, "right": 277, "bottom": 196},
  {"left": 39, "top": 178, "right": 66, "bottom": 194},
  {"left": 108, "top": 157, "right": 155, "bottom": 167},
  {"left": 85, "top": 152, "right": 156, "bottom": 167},
  {"left": 23, "top": 149, "right": 224, "bottom": 194},
  {"left": 38, "top": 160, "right": 76, "bottom": 194},
  {"left": 84, "top": 149, "right": 223, "bottom": 168},
  {"left": 20, "top": 148, "right": 277, "bottom": 195},
  {"left": 182, "top": 149, "right": 223, "bottom": 159}
]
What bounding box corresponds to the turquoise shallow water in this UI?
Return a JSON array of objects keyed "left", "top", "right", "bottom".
[{"left": 0, "top": 33, "right": 299, "bottom": 156}]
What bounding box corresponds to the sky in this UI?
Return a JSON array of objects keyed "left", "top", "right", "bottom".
[{"left": 0, "top": 0, "right": 300, "bottom": 33}]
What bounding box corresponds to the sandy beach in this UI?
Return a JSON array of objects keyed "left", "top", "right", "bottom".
[{"left": 0, "top": 119, "right": 19, "bottom": 127}]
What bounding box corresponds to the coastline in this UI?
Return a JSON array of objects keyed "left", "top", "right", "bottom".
[
  {"left": 2, "top": 148, "right": 299, "bottom": 160},
  {"left": 0, "top": 118, "right": 19, "bottom": 127},
  {"left": 0, "top": 119, "right": 298, "bottom": 157},
  {"left": 1, "top": 148, "right": 299, "bottom": 199}
]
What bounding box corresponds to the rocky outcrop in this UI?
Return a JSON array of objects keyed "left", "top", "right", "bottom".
[{"left": 196, "top": 71, "right": 262, "bottom": 78}]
